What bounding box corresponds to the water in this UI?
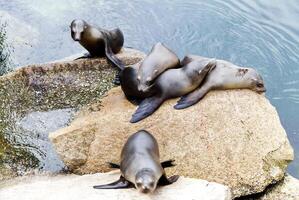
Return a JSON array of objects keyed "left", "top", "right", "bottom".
[{"left": 0, "top": 0, "right": 298, "bottom": 178}]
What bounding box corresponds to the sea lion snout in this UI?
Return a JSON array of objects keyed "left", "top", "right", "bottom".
[
  {"left": 73, "top": 34, "right": 81, "bottom": 41},
  {"left": 138, "top": 85, "right": 148, "bottom": 92}
]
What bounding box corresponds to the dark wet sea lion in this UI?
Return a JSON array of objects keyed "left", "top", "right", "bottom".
[
  {"left": 70, "top": 19, "right": 124, "bottom": 84},
  {"left": 174, "top": 55, "right": 266, "bottom": 109},
  {"left": 93, "top": 130, "right": 179, "bottom": 193},
  {"left": 137, "top": 42, "right": 180, "bottom": 92},
  {"left": 120, "top": 43, "right": 180, "bottom": 104},
  {"left": 130, "top": 59, "right": 217, "bottom": 123},
  {"left": 120, "top": 63, "right": 154, "bottom": 105}
]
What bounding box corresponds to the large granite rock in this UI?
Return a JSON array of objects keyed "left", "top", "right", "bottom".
[
  {"left": 0, "top": 171, "right": 232, "bottom": 200},
  {"left": 49, "top": 87, "right": 294, "bottom": 198}
]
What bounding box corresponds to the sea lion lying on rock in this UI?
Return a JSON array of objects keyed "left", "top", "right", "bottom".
[
  {"left": 174, "top": 55, "right": 266, "bottom": 109},
  {"left": 130, "top": 59, "right": 216, "bottom": 123}
]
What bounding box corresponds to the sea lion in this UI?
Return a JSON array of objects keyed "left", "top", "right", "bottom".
[
  {"left": 174, "top": 55, "right": 266, "bottom": 109},
  {"left": 137, "top": 42, "right": 180, "bottom": 92},
  {"left": 93, "top": 130, "right": 179, "bottom": 193},
  {"left": 130, "top": 59, "right": 217, "bottom": 123},
  {"left": 70, "top": 19, "right": 124, "bottom": 84},
  {"left": 120, "top": 43, "right": 180, "bottom": 104}
]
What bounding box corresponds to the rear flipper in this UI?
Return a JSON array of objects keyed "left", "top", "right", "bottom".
[
  {"left": 130, "top": 96, "right": 164, "bottom": 123},
  {"left": 93, "top": 176, "right": 133, "bottom": 189},
  {"left": 158, "top": 174, "right": 180, "bottom": 186},
  {"left": 174, "top": 85, "right": 211, "bottom": 109},
  {"left": 104, "top": 32, "right": 124, "bottom": 71},
  {"left": 103, "top": 32, "right": 124, "bottom": 86},
  {"left": 161, "top": 159, "right": 176, "bottom": 168}
]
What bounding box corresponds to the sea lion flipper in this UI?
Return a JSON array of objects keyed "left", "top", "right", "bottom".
[
  {"left": 103, "top": 33, "right": 124, "bottom": 71},
  {"left": 107, "top": 162, "right": 120, "bottom": 169},
  {"left": 93, "top": 176, "right": 132, "bottom": 189},
  {"left": 161, "top": 159, "right": 176, "bottom": 168},
  {"left": 174, "top": 86, "right": 211, "bottom": 109},
  {"left": 102, "top": 32, "right": 124, "bottom": 85},
  {"left": 130, "top": 96, "right": 164, "bottom": 123},
  {"left": 158, "top": 174, "right": 180, "bottom": 186},
  {"left": 74, "top": 52, "right": 92, "bottom": 60}
]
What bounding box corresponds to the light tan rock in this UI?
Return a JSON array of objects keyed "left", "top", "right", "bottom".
[
  {"left": 251, "top": 174, "right": 299, "bottom": 200},
  {"left": 0, "top": 171, "right": 232, "bottom": 200},
  {"left": 49, "top": 87, "right": 294, "bottom": 197}
]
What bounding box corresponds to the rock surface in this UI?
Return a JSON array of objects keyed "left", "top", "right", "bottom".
[
  {"left": 49, "top": 87, "right": 294, "bottom": 197},
  {"left": 251, "top": 174, "right": 299, "bottom": 200},
  {"left": 0, "top": 48, "right": 145, "bottom": 180},
  {"left": 0, "top": 171, "right": 232, "bottom": 200}
]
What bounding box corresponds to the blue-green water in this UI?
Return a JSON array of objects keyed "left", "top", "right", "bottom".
[{"left": 0, "top": 0, "right": 298, "bottom": 178}]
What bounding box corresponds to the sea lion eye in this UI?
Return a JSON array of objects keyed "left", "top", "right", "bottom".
[
  {"left": 149, "top": 182, "right": 155, "bottom": 188},
  {"left": 257, "top": 83, "right": 263, "bottom": 87},
  {"left": 136, "top": 182, "right": 142, "bottom": 188},
  {"left": 145, "top": 77, "right": 152, "bottom": 85}
]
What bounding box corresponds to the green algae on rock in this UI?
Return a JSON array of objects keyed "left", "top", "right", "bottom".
[{"left": 0, "top": 48, "right": 145, "bottom": 180}]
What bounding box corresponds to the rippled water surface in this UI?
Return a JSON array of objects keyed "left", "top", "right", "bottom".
[{"left": 0, "top": 0, "right": 298, "bottom": 177}]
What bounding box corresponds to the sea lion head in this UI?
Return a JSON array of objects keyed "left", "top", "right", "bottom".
[
  {"left": 137, "top": 69, "right": 158, "bottom": 93},
  {"left": 135, "top": 169, "right": 157, "bottom": 194},
  {"left": 245, "top": 68, "right": 266, "bottom": 93},
  {"left": 70, "top": 19, "right": 88, "bottom": 42}
]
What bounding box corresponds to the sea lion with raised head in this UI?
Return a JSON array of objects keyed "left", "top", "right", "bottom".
[
  {"left": 174, "top": 55, "right": 266, "bottom": 109},
  {"left": 70, "top": 19, "right": 124, "bottom": 84},
  {"left": 93, "top": 130, "right": 179, "bottom": 193},
  {"left": 136, "top": 42, "right": 180, "bottom": 92},
  {"left": 130, "top": 59, "right": 217, "bottom": 123},
  {"left": 120, "top": 43, "right": 180, "bottom": 104}
]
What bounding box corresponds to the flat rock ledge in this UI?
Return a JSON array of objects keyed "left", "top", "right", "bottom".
[
  {"left": 0, "top": 171, "right": 232, "bottom": 200},
  {"left": 49, "top": 87, "right": 294, "bottom": 198}
]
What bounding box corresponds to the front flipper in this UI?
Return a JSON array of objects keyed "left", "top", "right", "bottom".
[
  {"left": 130, "top": 96, "right": 164, "bottom": 123},
  {"left": 93, "top": 176, "right": 133, "bottom": 189},
  {"left": 174, "top": 85, "right": 211, "bottom": 109},
  {"left": 107, "top": 162, "right": 120, "bottom": 169},
  {"left": 158, "top": 174, "right": 180, "bottom": 186},
  {"left": 74, "top": 52, "right": 92, "bottom": 60},
  {"left": 161, "top": 159, "right": 176, "bottom": 168}
]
